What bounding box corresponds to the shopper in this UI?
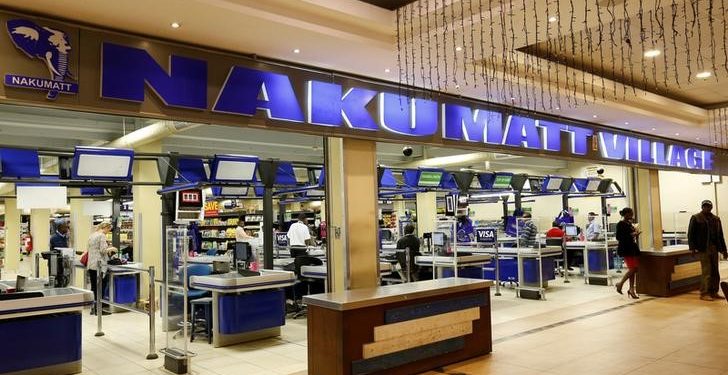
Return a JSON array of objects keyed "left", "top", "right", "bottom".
[
  {"left": 546, "top": 221, "right": 565, "bottom": 238},
  {"left": 87, "top": 222, "right": 116, "bottom": 315},
  {"left": 585, "top": 212, "right": 602, "bottom": 241},
  {"left": 687, "top": 200, "right": 728, "bottom": 301},
  {"left": 235, "top": 216, "right": 253, "bottom": 242},
  {"left": 615, "top": 208, "right": 641, "bottom": 299},
  {"left": 519, "top": 212, "right": 538, "bottom": 247},
  {"left": 396, "top": 224, "right": 421, "bottom": 281},
  {"left": 456, "top": 214, "right": 475, "bottom": 242},
  {"left": 287, "top": 213, "right": 312, "bottom": 258},
  {"left": 50, "top": 220, "right": 69, "bottom": 250}
]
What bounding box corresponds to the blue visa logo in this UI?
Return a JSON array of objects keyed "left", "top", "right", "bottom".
[{"left": 5, "top": 19, "right": 78, "bottom": 100}]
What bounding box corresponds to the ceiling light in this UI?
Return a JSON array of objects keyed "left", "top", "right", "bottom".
[
  {"left": 644, "top": 49, "right": 661, "bottom": 57},
  {"left": 170, "top": 22, "right": 181, "bottom": 29},
  {"left": 510, "top": 97, "right": 516, "bottom": 101},
  {"left": 455, "top": 46, "right": 463, "bottom": 52},
  {"left": 651, "top": 127, "right": 656, "bottom": 131},
  {"left": 696, "top": 71, "right": 712, "bottom": 79},
  {"left": 548, "top": 16, "right": 558, "bottom": 23},
  {"left": 592, "top": 115, "right": 598, "bottom": 118},
  {"left": 293, "top": 49, "right": 301, "bottom": 54},
  {"left": 696, "top": 137, "right": 701, "bottom": 140},
  {"left": 455, "top": 84, "right": 460, "bottom": 89},
  {"left": 555, "top": 107, "right": 560, "bottom": 110},
  {"left": 624, "top": 122, "right": 629, "bottom": 125},
  {"left": 675, "top": 133, "right": 680, "bottom": 136},
  {"left": 384, "top": 68, "right": 390, "bottom": 73}
]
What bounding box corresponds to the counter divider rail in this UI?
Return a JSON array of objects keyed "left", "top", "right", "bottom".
[{"left": 95, "top": 260, "right": 159, "bottom": 360}]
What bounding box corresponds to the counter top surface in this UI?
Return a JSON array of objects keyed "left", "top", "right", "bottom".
[
  {"left": 565, "top": 240, "right": 618, "bottom": 248},
  {"left": 189, "top": 269, "right": 295, "bottom": 292},
  {"left": 641, "top": 245, "right": 691, "bottom": 256},
  {"left": 303, "top": 278, "right": 493, "bottom": 311},
  {"left": 0, "top": 285, "right": 93, "bottom": 319}
]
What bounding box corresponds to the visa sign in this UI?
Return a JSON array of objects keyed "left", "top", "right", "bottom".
[
  {"left": 475, "top": 228, "right": 497, "bottom": 244},
  {"left": 99, "top": 42, "right": 713, "bottom": 171}
]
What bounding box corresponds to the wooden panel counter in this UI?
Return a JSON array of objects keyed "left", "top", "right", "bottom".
[
  {"left": 303, "top": 278, "right": 493, "bottom": 375},
  {"left": 637, "top": 245, "right": 702, "bottom": 297}
]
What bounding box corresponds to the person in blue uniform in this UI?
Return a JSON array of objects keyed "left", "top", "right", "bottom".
[
  {"left": 456, "top": 214, "right": 475, "bottom": 243},
  {"left": 50, "top": 220, "right": 69, "bottom": 250}
]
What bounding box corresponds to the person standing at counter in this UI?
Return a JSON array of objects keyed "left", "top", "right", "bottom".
[
  {"left": 519, "top": 213, "right": 538, "bottom": 247},
  {"left": 688, "top": 200, "right": 728, "bottom": 301},
  {"left": 50, "top": 220, "right": 69, "bottom": 250},
  {"left": 287, "top": 213, "right": 312, "bottom": 258},
  {"left": 456, "top": 214, "right": 475, "bottom": 243},
  {"left": 396, "top": 224, "right": 421, "bottom": 281},
  {"left": 235, "top": 216, "right": 253, "bottom": 242},
  {"left": 88, "top": 222, "right": 116, "bottom": 315},
  {"left": 585, "top": 212, "right": 602, "bottom": 241},
  {"left": 615, "top": 208, "right": 641, "bottom": 299}
]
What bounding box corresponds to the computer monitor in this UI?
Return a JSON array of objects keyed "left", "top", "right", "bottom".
[
  {"left": 15, "top": 275, "right": 26, "bottom": 292},
  {"left": 234, "top": 242, "right": 252, "bottom": 264},
  {"left": 432, "top": 232, "right": 445, "bottom": 246},
  {"left": 564, "top": 224, "right": 578, "bottom": 237}
]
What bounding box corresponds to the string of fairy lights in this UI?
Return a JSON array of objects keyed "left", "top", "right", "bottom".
[{"left": 394, "top": 0, "right": 728, "bottom": 149}]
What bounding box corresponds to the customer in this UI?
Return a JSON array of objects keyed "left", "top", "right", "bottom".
[
  {"left": 235, "top": 216, "right": 253, "bottom": 242},
  {"left": 88, "top": 222, "right": 116, "bottom": 315},
  {"left": 50, "top": 220, "right": 70, "bottom": 250},
  {"left": 688, "top": 200, "right": 728, "bottom": 301},
  {"left": 519, "top": 212, "right": 538, "bottom": 247},
  {"left": 585, "top": 212, "right": 602, "bottom": 241},
  {"left": 287, "top": 213, "right": 312, "bottom": 258},
  {"left": 615, "top": 208, "right": 641, "bottom": 299},
  {"left": 546, "top": 221, "right": 565, "bottom": 238},
  {"left": 396, "top": 224, "right": 421, "bottom": 281}
]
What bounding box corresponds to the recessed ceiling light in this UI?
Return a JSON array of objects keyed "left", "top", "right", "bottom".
[
  {"left": 651, "top": 127, "right": 656, "bottom": 131},
  {"left": 675, "top": 133, "right": 680, "bottom": 136},
  {"left": 510, "top": 97, "right": 516, "bottom": 101},
  {"left": 696, "top": 71, "right": 712, "bottom": 79},
  {"left": 555, "top": 107, "right": 560, "bottom": 110},
  {"left": 456, "top": 46, "right": 463, "bottom": 52},
  {"left": 384, "top": 68, "right": 390, "bottom": 73},
  {"left": 548, "top": 16, "right": 558, "bottom": 23},
  {"left": 696, "top": 137, "right": 701, "bottom": 140},
  {"left": 170, "top": 22, "right": 181, "bottom": 29},
  {"left": 455, "top": 84, "right": 460, "bottom": 89},
  {"left": 644, "top": 49, "right": 661, "bottom": 57},
  {"left": 624, "top": 122, "right": 629, "bottom": 125},
  {"left": 592, "top": 114, "right": 598, "bottom": 118},
  {"left": 293, "top": 48, "right": 301, "bottom": 54}
]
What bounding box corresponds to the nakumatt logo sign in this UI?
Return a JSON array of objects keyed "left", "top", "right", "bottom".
[
  {"left": 4, "top": 19, "right": 78, "bottom": 100},
  {"left": 97, "top": 42, "right": 713, "bottom": 171}
]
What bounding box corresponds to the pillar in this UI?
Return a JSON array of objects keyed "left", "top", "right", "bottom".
[
  {"left": 325, "top": 137, "right": 379, "bottom": 291},
  {"left": 133, "top": 141, "right": 163, "bottom": 298},
  {"left": 69, "top": 189, "right": 93, "bottom": 287},
  {"left": 4, "top": 198, "right": 21, "bottom": 276},
  {"left": 416, "top": 192, "right": 437, "bottom": 237},
  {"left": 30, "top": 209, "right": 50, "bottom": 277},
  {"left": 634, "top": 168, "right": 663, "bottom": 251}
]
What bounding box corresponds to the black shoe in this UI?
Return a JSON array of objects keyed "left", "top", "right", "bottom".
[{"left": 101, "top": 310, "right": 112, "bottom": 316}]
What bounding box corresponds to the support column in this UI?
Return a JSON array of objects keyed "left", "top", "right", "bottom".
[
  {"left": 30, "top": 209, "right": 50, "bottom": 277},
  {"left": 4, "top": 198, "right": 21, "bottom": 276},
  {"left": 416, "top": 192, "right": 437, "bottom": 237},
  {"left": 325, "top": 137, "right": 379, "bottom": 291},
  {"left": 69, "top": 189, "right": 93, "bottom": 287},
  {"left": 133, "top": 142, "right": 163, "bottom": 298},
  {"left": 634, "top": 168, "right": 663, "bottom": 251}
]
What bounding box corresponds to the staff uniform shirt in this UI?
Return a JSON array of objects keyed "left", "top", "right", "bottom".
[
  {"left": 586, "top": 221, "right": 602, "bottom": 241},
  {"left": 50, "top": 231, "right": 69, "bottom": 250},
  {"left": 287, "top": 221, "right": 311, "bottom": 247},
  {"left": 87, "top": 231, "right": 109, "bottom": 272},
  {"left": 457, "top": 218, "right": 475, "bottom": 242}
]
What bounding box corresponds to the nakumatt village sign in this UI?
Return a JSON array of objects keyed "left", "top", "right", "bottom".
[{"left": 0, "top": 10, "right": 719, "bottom": 173}]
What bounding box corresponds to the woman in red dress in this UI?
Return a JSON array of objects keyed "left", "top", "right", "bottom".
[{"left": 616, "top": 207, "right": 642, "bottom": 299}]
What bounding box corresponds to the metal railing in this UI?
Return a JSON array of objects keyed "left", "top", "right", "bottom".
[{"left": 94, "top": 260, "right": 159, "bottom": 360}]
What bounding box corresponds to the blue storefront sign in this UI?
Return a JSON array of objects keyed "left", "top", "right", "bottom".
[{"left": 0, "top": 14, "right": 717, "bottom": 173}]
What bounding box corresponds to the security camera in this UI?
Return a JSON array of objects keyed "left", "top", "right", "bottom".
[
  {"left": 402, "top": 146, "right": 413, "bottom": 157},
  {"left": 596, "top": 168, "right": 605, "bottom": 176}
]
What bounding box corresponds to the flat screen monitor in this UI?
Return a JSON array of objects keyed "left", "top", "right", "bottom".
[
  {"left": 597, "top": 178, "right": 613, "bottom": 194},
  {"left": 564, "top": 224, "right": 578, "bottom": 237},
  {"left": 234, "top": 242, "right": 252, "bottom": 264},
  {"left": 544, "top": 176, "right": 563, "bottom": 191},
  {"left": 432, "top": 232, "right": 445, "bottom": 246},
  {"left": 492, "top": 174, "right": 512, "bottom": 189},
  {"left": 418, "top": 170, "right": 443, "bottom": 187},
  {"left": 559, "top": 178, "right": 574, "bottom": 192},
  {"left": 585, "top": 179, "right": 601, "bottom": 192}
]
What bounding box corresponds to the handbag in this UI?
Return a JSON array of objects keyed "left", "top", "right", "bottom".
[{"left": 80, "top": 251, "right": 89, "bottom": 266}]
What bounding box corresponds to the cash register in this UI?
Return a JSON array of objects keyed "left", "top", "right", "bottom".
[
  {"left": 233, "top": 242, "right": 259, "bottom": 276},
  {"left": 40, "top": 248, "right": 73, "bottom": 287}
]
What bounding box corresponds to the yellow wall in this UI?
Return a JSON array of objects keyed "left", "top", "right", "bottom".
[
  {"left": 3, "top": 198, "right": 20, "bottom": 276},
  {"left": 30, "top": 209, "right": 50, "bottom": 277},
  {"left": 659, "top": 171, "right": 727, "bottom": 233},
  {"left": 133, "top": 142, "right": 162, "bottom": 299}
]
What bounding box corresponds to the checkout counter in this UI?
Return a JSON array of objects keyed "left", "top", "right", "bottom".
[
  {"left": 0, "top": 278, "right": 93, "bottom": 375},
  {"left": 637, "top": 245, "right": 700, "bottom": 297},
  {"left": 564, "top": 240, "right": 619, "bottom": 285},
  {"left": 189, "top": 269, "right": 295, "bottom": 347}
]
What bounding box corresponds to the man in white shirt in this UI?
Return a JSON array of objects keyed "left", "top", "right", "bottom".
[
  {"left": 586, "top": 212, "right": 602, "bottom": 241},
  {"left": 287, "top": 213, "right": 312, "bottom": 257}
]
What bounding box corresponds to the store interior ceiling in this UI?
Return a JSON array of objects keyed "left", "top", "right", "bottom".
[{"left": 0, "top": 0, "right": 719, "bottom": 146}]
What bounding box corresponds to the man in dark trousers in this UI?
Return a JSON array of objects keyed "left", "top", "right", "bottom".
[
  {"left": 688, "top": 200, "right": 728, "bottom": 301},
  {"left": 396, "top": 224, "right": 421, "bottom": 281}
]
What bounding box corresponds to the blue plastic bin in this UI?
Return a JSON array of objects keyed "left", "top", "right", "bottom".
[
  {"left": 483, "top": 257, "right": 518, "bottom": 282},
  {"left": 442, "top": 266, "right": 484, "bottom": 279},
  {"left": 113, "top": 274, "right": 138, "bottom": 304},
  {"left": 523, "top": 258, "right": 556, "bottom": 283},
  {"left": 218, "top": 289, "right": 285, "bottom": 335},
  {"left": 587, "top": 249, "right": 616, "bottom": 273}
]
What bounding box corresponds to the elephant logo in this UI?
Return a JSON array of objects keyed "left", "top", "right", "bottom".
[{"left": 5, "top": 19, "right": 78, "bottom": 100}]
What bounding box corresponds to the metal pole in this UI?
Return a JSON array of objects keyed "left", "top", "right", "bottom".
[
  {"left": 146, "top": 266, "right": 159, "bottom": 360},
  {"left": 405, "top": 247, "right": 410, "bottom": 283},
  {"left": 34, "top": 253, "right": 40, "bottom": 278},
  {"left": 95, "top": 261, "right": 105, "bottom": 337},
  {"left": 263, "top": 187, "right": 274, "bottom": 270},
  {"left": 494, "top": 243, "right": 501, "bottom": 296}
]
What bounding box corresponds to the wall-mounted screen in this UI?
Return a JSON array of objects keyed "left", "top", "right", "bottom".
[
  {"left": 491, "top": 174, "right": 513, "bottom": 189},
  {"left": 585, "top": 178, "right": 601, "bottom": 192},
  {"left": 418, "top": 170, "right": 443, "bottom": 187},
  {"left": 544, "top": 176, "right": 563, "bottom": 191}
]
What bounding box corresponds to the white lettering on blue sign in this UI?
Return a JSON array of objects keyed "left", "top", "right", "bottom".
[{"left": 97, "top": 42, "right": 715, "bottom": 172}]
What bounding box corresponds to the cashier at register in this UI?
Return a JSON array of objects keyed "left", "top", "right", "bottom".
[
  {"left": 519, "top": 212, "right": 538, "bottom": 247},
  {"left": 287, "top": 213, "right": 313, "bottom": 257},
  {"left": 456, "top": 214, "right": 475, "bottom": 242},
  {"left": 50, "top": 220, "right": 69, "bottom": 250},
  {"left": 396, "top": 224, "right": 421, "bottom": 281},
  {"left": 585, "top": 212, "right": 602, "bottom": 241}
]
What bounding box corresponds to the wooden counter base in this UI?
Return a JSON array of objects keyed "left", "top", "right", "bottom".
[
  {"left": 638, "top": 247, "right": 701, "bottom": 297},
  {"left": 305, "top": 278, "right": 492, "bottom": 375}
]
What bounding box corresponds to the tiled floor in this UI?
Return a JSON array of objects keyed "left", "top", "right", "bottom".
[{"left": 75, "top": 263, "right": 728, "bottom": 375}]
